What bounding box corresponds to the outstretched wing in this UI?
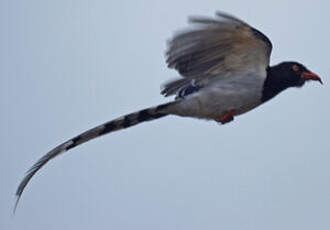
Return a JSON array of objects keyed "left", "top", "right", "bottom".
[{"left": 163, "top": 12, "right": 272, "bottom": 96}]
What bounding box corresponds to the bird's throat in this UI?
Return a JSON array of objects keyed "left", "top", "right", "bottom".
[{"left": 261, "top": 67, "right": 290, "bottom": 103}]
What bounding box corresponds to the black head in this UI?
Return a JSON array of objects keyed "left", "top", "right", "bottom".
[
  {"left": 262, "top": 62, "right": 322, "bottom": 102},
  {"left": 269, "top": 62, "right": 322, "bottom": 87}
]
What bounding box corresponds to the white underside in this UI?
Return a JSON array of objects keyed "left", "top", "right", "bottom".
[{"left": 166, "top": 72, "right": 265, "bottom": 120}]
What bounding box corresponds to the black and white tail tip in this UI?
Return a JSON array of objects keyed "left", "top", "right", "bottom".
[{"left": 14, "top": 102, "right": 173, "bottom": 213}]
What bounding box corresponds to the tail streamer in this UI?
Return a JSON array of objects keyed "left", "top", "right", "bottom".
[{"left": 14, "top": 102, "right": 173, "bottom": 213}]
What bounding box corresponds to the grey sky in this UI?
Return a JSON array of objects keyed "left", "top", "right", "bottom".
[{"left": 1, "top": 0, "right": 330, "bottom": 229}]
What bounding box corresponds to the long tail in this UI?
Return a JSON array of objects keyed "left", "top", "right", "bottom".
[{"left": 14, "top": 102, "right": 174, "bottom": 213}]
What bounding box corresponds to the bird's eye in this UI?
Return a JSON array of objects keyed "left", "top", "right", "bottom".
[{"left": 292, "top": 64, "right": 300, "bottom": 72}]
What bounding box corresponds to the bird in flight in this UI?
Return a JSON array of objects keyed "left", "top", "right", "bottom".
[{"left": 15, "top": 12, "right": 322, "bottom": 211}]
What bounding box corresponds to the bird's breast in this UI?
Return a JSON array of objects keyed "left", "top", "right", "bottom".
[{"left": 170, "top": 74, "right": 265, "bottom": 120}]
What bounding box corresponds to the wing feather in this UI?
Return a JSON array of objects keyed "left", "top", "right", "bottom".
[{"left": 166, "top": 12, "right": 272, "bottom": 80}]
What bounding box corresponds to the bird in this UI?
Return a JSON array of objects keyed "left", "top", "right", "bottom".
[{"left": 15, "top": 12, "right": 322, "bottom": 211}]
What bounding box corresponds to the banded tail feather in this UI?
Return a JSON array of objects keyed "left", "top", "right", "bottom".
[{"left": 14, "top": 102, "right": 174, "bottom": 213}]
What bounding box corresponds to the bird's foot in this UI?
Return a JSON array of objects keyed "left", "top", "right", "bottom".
[{"left": 217, "top": 110, "right": 235, "bottom": 124}]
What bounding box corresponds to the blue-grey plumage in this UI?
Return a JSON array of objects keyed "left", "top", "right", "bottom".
[
  {"left": 15, "top": 11, "right": 322, "bottom": 212},
  {"left": 164, "top": 71, "right": 266, "bottom": 120}
]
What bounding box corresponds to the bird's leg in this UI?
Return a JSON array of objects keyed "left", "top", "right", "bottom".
[{"left": 217, "top": 110, "right": 235, "bottom": 124}]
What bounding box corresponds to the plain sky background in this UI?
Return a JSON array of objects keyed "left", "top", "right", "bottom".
[{"left": 1, "top": 0, "right": 330, "bottom": 229}]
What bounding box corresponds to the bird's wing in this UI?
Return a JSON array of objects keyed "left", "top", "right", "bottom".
[{"left": 163, "top": 12, "right": 272, "bottom": 96}]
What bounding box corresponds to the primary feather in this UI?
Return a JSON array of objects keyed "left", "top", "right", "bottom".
[{"left": 163, "top": 11, "right": 272, "bottom": 97}]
